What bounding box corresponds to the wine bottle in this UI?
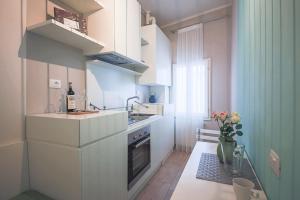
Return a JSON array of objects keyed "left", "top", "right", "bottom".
[{"left": 66, "top": 82, "right": 76, "bottom": 112}]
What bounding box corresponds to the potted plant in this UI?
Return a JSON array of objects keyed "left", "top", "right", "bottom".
[{"left": 211, "top": 112, "right": 243, "bottom": 164}]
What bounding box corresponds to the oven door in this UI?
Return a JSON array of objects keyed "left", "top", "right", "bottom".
[{"left": 128, "top": 135, "right": 151, "bottom": 189}]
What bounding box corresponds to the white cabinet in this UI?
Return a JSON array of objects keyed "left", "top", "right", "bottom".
[
  {"left": 28, "top": 132, "right": 127, "bottom": 200},
  {"left": 26, "top": 112, "right": 128, "bottom": 200},
  {"left": 88, "top": 0, "right": 126, "bottom": 55},
  {"left": 159, "top": 114, "right": 175, "bottom": 162},
  {"left": 138, "top": 24, "right": 172, "bottom": 86},
  {"left": 126, "top": 0, "right": 141, "bottom": 62},
  {"left": 150, "top": 113, "right": 174, "bottom": 168},
  {"left": 88, "top": 0, "right": 141, "bottom": 61},
  {"left": 150, "top": 119, "right": 162, "bottom": 170},
  {"left": 81, "top": 132, "right": 127, "bottom": 200},
  {"left": 28, "top": 140, "right": 82, "bottom": 200}
]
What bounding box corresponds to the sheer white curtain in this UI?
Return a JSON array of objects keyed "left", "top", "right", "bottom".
[{"left": 174, "top": 24, "right": 209, "bottom": 152}]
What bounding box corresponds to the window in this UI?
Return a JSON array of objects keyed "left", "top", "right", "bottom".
[{"left": 174, "top": 58, "right": 211, "bottom": 117}]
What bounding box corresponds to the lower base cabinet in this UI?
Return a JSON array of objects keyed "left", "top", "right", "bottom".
[
  {"left": 28, "top": 132, "right": 127, "bottom": 200},
  {"left": 81, "top": 132, "right": 127, "bottom": 200},
  {"left": 151, "top": 114, "right": 175, "bottom": 169}
]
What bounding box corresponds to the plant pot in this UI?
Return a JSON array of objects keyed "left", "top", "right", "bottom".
[{"left": 217, "top": 139, "right": 236, "bottom": 164}]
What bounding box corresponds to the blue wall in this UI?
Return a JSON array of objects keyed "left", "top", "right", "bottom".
[{"left": 235, "top": 0, "right": 299, "bottom": 199}]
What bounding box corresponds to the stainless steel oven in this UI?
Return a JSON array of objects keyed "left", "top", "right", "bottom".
[{"left": 128, "top": 126, "right": 151, "bottom": 190}]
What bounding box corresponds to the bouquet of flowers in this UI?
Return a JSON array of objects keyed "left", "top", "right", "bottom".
[{"left": 211, "top": 112, "right": 243, "bottom": 142}]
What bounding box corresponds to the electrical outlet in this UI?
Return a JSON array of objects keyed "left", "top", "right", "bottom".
[
  {"left": 269, "top": 149, "right": 280, "bottom": 176},
  {"left": 49, "top": 79, "right": 61, "bottom": 89}
]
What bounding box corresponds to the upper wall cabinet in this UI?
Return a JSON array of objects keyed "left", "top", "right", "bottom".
[
  {"left": 126, "top": 0, "right": 141, "bottom": 62},
  {"left": 88, "top": 0, "right": 127, "bottom": 55},
  {"left": 138, "top": 24, "right": 172, "bottom": 86},
  {"left": 88, "top": 0, "right": 141, "bottom": 61}
]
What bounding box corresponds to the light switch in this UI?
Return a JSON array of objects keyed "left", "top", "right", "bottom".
[
  {"left": 49, "top": 79, "right": 61, "bottom": 89},
  {"left": 269, "top": 149, "right": 280, "bottom": 176}
]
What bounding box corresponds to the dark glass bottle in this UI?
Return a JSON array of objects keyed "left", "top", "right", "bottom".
[{"left": 66, "top": 82, "right": 76, "bottom": 112}]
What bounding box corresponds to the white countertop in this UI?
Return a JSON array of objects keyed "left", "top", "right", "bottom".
[
  {"left": 27, "top": 110, "right": 127, "bottom": 120},
  {"left": 171, "top": 142, "right": 267, "bottom": 200},
  {"left": 125, "top": 115, "right": 163, "bottom": 135}
]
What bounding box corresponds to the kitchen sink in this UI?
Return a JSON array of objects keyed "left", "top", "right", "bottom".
[{"left": 128, "top": 113, "right": 155, "bottom": 125}]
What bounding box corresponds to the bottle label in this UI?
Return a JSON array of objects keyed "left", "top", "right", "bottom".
[{"left": 67, "top": 95, "right": 76, "bottom": 110}]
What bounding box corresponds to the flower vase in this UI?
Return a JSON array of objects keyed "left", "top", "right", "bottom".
[{"left": 217, "top": 138, "right": 236, "bottom": 164}]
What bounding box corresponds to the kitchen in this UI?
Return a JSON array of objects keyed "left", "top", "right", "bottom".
[{"left": 1, "top": 0, "right": 300, "bottom": 200}]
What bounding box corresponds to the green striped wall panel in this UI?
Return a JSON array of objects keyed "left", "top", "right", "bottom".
[
  {"left": 279, "top": 0, "right": 294, "bottom": 199},
  {"left": 254, "top": 0, "right": 261, "bottom": 177},
  {"left": 236, "top": 0, "right": 298, "bottom": 199},
  {"left": 259, "top": 0, "right": 266, "bottom": 184},
  {"left": 264, "top": 0, "right": 273, "bottom": 196},
  {"left": 294, "top": 0, "right": 300, "bottom": 199},
  {"left": 270, "top": 0, "right": 281, "bottom": 198},
  {"left": 248, "top": 0, "right": 255, "bottom": 163}
]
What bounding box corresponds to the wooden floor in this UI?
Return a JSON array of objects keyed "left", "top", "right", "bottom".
[{"left": 136, "top": 151, "right": 190, "bottom": 200}]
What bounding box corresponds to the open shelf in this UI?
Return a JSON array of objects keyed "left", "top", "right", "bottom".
[
  {"left": 57, "top": 0, "right": 104, "bottom": 15},
  {"left": 141, "top": 37, "right": 149, "bottom": 46},
  {"left": 27, "top": 19, "right": 104, "bottom": 55}
]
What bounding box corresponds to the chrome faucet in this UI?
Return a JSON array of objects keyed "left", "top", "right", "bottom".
[{"left": 126, "top": 96, "right": 140, "bottom": 111}]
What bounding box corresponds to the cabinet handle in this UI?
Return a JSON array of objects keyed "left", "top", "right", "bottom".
[{"left": 134, "top": 137, "right": 150, "bottom": 148}]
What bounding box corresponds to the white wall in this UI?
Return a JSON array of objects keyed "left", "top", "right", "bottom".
[
  {"left": 203, "top": 17, "right": 232, "bottom": 113},
  {"left": 0, "top": 0, "right": 29, "bottom": 199},
  {"left": 230, "top": 0, "right": 237, "bottom": 112},
  {"left": 87, "top": 62, "right": 150, "bottom": 109}
]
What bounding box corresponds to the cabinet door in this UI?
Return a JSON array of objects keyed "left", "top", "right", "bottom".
[
  {"left": 28, "top": 141, "right": 81, "bottom": 200},
  {"left": 150, "top": 118, "right": 163, "bottom": 170},
  {"left": 138, "top": 24, "right": 156, "bottom": 85},
  {"left": 126, "top": 0, "right": 141, "bottom": 62},
  {"left": 115, "top": 0, "right": 127, "bottom": 55},
  {"left": 81, "top": 132, "right": 127, "bottom": 200},
  {"left": 161, "top": 114, "right": 175, "bottom": 161},
  {"left": 88, "top": 0, "right": 115, "bottom": 53},
  {"left": 156, "top": 27, "right": 172, "bottom": 86}
]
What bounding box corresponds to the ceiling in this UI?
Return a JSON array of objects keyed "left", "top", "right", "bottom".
[{"left": 139, "top": 0, "right": 232, "bottom": 27}]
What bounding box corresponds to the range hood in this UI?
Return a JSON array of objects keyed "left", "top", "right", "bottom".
[{"left": 86, "top": 51, "right": 148, "bottom": 74}]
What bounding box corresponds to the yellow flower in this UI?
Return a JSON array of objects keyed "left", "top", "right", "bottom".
[
  {"left": 231, "top": 115, "right": 240, "bottom": 124},
  {"left": 231, "top": 112, "right": 239, "bottom": 117}
]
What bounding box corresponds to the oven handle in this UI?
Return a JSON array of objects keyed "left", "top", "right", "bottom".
[{"left": 133, "top": 136, "right": 150, "bottom": 149}]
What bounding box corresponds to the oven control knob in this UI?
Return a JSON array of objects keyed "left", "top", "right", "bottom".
[
  {"left": 139, "top": 133, "right": 143, "bottom": 137},
  {"left": 133, "top": 136, "right": 138, "bottom": 140}
]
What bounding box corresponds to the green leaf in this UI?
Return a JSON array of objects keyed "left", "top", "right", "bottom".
[
  {"left": 227, "top": 127, "right": 234, "bottom": 132},
  {"left": 236, "top": 124, "right": 242, "bottom": 129},
  {"left": 236, "top": 131, "right": 243, "bottom": 136}
]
